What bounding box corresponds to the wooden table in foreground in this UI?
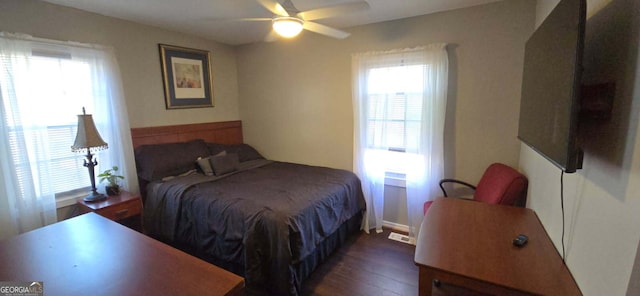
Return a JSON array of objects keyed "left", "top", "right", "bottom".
[
  {"left": 0, "top": 213, "right": 244, "bottom": 296},
  {"left": 414, "top": 198, "right": 581, "bottom": 295}
]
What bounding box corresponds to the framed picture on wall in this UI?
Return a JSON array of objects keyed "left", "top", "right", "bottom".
[{"left": 159, "top": 44, "right": 214, "bottom": 109}]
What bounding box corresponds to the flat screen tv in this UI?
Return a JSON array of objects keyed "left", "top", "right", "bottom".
[{"left": 518, "top": 0, "right": 586, "bottom": 173}]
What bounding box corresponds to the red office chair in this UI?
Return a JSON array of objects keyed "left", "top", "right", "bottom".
[{"left": 423, "top": 163, "right": 528, "bottom": 214}]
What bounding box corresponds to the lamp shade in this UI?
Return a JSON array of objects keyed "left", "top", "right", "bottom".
[
  {"left": 71, "top": 108, "right": 108, "bottom": 152},
  {"left": 273, "top": 17, "right": 304, "bottom": 38}
]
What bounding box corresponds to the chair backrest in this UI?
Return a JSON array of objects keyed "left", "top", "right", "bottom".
[{"left": 473, "top": 163, "right": 528, "bottom": 206}]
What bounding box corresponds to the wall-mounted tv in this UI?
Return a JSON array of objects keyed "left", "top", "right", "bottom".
[{"left": 518, "top": 0, "right": 586, "bottom": 173}]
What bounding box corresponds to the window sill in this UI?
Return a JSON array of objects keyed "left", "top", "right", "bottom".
[
  {"left": 55, "top": 191, "right": 88, "bottom": 209},
  {"left": 55, "top": 193, "right": 83, "bottom": 209},
  {"left": 385, "top": 176, "right": 406, "bottom": 188}
]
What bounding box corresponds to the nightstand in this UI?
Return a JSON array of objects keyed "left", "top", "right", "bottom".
[{"left": 77, "top": 190, "right": 142, "bottom": 231}]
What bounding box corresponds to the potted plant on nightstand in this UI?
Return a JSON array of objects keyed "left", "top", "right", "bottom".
[{"left": 98, "top": 166, "right": 124, "bottom": 196}]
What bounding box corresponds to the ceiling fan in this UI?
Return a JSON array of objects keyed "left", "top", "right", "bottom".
[{"left": 239, "top": 0, "right": 370, "bottom": 41}]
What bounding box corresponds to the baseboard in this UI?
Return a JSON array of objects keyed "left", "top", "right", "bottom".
[{"left": 382, "top": 220, "right": 409, "bottom": 233}]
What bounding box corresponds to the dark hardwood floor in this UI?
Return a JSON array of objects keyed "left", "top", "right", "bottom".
[{"left": 302, "top": 228, "right": 419, "bottom": 296}]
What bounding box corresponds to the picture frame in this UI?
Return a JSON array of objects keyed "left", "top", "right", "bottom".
[{"left": 159, "top": 44, "right": 214, "bottom": 109}]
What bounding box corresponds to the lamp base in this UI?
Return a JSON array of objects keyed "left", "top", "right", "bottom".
[{"left": 83, "top": 192, "right": 107, "bottom": 203}]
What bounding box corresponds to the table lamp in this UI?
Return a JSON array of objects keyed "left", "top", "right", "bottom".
[{"left": 71, "top": 108, "right": 109, "bottom": 202}]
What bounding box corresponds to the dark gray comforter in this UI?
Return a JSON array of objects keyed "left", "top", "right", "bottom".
[{"left": 143, "top": 160, "right": 365, "bottom": 295}]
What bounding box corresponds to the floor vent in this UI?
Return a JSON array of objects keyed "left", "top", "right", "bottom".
[{"left": 388, "top": 232, "right": 416, "bottom": 245}]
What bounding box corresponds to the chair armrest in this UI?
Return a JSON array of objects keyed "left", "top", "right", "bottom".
[{"left": 438, "top": 179, "right": 477, "bottom": 197}]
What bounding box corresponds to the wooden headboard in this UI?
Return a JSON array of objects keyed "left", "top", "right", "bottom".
[{"left": 130, "top": 120, "right": 244, "bottom": 148}]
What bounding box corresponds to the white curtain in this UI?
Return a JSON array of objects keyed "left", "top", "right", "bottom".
[
  {"left": 0, "top": 33, "right": 137, "bottom": 239},
  {"left": 352, "top": 44, "right": 448, "bottom": 239}
]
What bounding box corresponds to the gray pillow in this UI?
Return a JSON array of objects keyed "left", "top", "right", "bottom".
[
  {"left": 196, "top": 157, "right": 214, "bottom": 176},
  {"left": 196, "top": 151, "right": 226, "bottom": 176},
  {"left": 209, "top": 153, "right": 239, "bottom": 176}
]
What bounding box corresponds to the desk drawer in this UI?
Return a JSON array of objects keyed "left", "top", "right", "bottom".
[{"left": 96, "top": 199, "right": 142, "bottom": 221}]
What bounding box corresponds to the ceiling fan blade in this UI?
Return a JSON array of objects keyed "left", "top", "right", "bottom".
[
  {"left": 303, "top": 21, "right": 350, "bottom": 39},
  {"left": 256, "top": 0, "right": 289, "bottom": 16},
  {"left": 280, "top": 0, "right": 300, "bottom": 16},
  {"left": 264, "top": 30, "right": 280, "bottom": 42},
  {"left": 298, "top": 1, "right": 370, "bottom": 21}
]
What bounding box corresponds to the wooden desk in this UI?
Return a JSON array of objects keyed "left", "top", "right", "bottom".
[
  {"left": 0, "top": 213, "right": 244, "bottom": 296},
  {"left": 414, "top": 198, "right": 581, "bottom": 295}
]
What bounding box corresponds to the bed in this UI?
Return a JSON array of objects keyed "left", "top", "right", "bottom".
[{"left": 131, "top": 121, "right": 365, "bottom": 295}]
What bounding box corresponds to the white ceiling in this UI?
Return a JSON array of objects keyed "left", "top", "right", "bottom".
[{"left": 42, "top": 0, "right": 503, "bottom": 45}]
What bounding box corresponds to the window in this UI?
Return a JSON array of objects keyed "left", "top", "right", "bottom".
[
  {"left": 366, "top": 64, "right": 426, "bottom": 179},
  {"left": 5, "top": 53, "right": 101, "bottom": 198},
  {"left": 0, "top": 33, "right": 134, "bottom": 211}
]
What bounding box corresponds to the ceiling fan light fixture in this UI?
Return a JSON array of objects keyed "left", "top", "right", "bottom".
[{"left": 272, "top": 17, "right": 304, "bottom": 38}]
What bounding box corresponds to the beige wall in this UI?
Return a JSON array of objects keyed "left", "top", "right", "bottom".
[
  {"left": 0, "top": 0, "right": 240, "bottom": 128},
  {"left": 0, "top": 0, "right": 242, "bottom": 220},
  {"left": 522, "top": 0, "right": 640, "bottom": 294},
  {"left": 236, "top": 0, "right": 535, "bottom": 186}
]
